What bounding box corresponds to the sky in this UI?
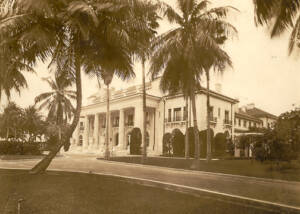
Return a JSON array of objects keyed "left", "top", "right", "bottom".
[{"left": 1, "top": 0, "right": 300, "bottom": 116}]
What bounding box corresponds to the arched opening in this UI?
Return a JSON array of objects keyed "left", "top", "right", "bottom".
[
  {"left": 79, "top": 135, "right": 83, "bottom": 146},
  {"left": 115, "top": 133, "right": 119, "bottom": 146}
]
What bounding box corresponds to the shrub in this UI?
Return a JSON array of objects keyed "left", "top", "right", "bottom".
[
  {"left": 130, "top": 128, "right": 142, "bottom": 155},
  {"left": 186, "top": 127, "right": 196, "bottom": 157},
  {"left": 171, "top": 129, "right": 184, "bottom": 157},
  {"left": 199, "top": 129, "right": 214, "bottom": 158},
  {"left": 226, "top": 139, "right": 235, "bottom": 156},
  {"left": 252, "top": 141, "right": 268, "bottom": 162},
  {"left": 0, "top": 141, "right": 42, "bottom": 155},
  {"left": 162, "top": 133, "right": 172, "bottom": 156},
  {"left": 214, "top": 133, "right": 227, "bottom": 157}
]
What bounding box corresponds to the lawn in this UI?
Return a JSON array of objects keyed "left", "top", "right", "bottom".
[
  {"left": 107, "top": 156, "right": 300, "bottom": 182},
  {"left": 0, "top": 169, "right": 276, "bottom": 214}
]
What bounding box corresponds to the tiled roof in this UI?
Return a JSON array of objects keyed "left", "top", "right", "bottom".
[
  {"left": 245, "top": 107, "right": 277, "bottom": 120},
  {"left": 235, "top": 109, "right": 262, "bottom": 123}
]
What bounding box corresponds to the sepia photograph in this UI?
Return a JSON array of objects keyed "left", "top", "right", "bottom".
[{"left": 0, "top": 0, "right": 300, "bottom": 213}]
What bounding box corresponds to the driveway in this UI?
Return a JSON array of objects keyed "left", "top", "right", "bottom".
[{"left": 1, "top": 154, "right": 300, "bottom": 212}]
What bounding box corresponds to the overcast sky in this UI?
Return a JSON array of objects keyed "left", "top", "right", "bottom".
[{"left": 2, "top": 0, "right": 300, "bottom": 116}]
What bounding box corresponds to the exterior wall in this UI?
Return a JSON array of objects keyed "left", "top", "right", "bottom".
[
  {"left": 67, "top": 80, "right": 238, "bottom": 157},
  {"left": 260, "top": 117, "right": 276, "bottom": 129}
]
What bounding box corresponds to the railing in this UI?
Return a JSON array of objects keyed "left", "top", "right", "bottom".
[
  {"left": 174, "top": 116, "right": 182, "bottom": 122},
  {"left": 210, "top": 117, "right": 217, "bottom": 123},
  {"left": 125, "top": 121, "right": 134, "bottom": 126},
  {"left": 224, "top": 119, "right": 232, "bottom": 125}
]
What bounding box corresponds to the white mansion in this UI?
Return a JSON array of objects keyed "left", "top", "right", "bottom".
[{"left": 68, "top": 78, "right": 277, "bottom": 157}]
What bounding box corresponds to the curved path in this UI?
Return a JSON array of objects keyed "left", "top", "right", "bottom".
[{"left": 1, "top": 154, "right": 300, "bottom": 212}]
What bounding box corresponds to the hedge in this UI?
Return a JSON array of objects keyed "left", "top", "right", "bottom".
[
  {"left": 171, "top": 129, "right": 184, "bottom": 157},
  {"left": 0, "top": 141, "right": 42, "bottom": 155},
  {"left": 130, "top": 128, "right": 142, "bottom": 155}
]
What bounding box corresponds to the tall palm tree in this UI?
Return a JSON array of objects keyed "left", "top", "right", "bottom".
[
  {"left": 35, "top": 73, "right": 76, "bottom": 126},
  {"left": 253, "top": 0, "right": 300, "bottom": 54},
  {"left": 150, "top": 0, "right": 237, "bottom": 162}
]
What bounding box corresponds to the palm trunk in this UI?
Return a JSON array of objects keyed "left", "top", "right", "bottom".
[
  {"left": 185, "top": 96, "right": 189, "bottom": 159},
  {"left": 206, "top": 70, "right": 211, "bottom": 161},
  {"left": 105, "top": 83, "right": 110, "bottom": 160},
  {"left": 190, "top": 90, "right": 200, "bottom": 160},
  {"left": 141, "top": 58, "right": 147, "bottom": 163},
  {"left": 29, "top": 57, "right": 82, "bottom": 174}
]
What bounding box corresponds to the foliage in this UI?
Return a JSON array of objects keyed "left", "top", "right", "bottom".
[
  {"left": 199, "top": 129, "right": 214, "bottom": 158},
  {"left": 171, "top": 128, "right": 184, "bottom": 157},
  {"left": 214, "top": 133, "right": 227, "bottom": 157},
  {"left": 0, "top": 141, "right": 42, "bottom": 155},
  {"left": 0, "top": 103, "right": 46, "bottom": 143},
  {"left": 130, "top": 128, "right": 142, "bottom": 155},
  {"left": 186, "top": 127, "right": 196, "bottom": 157},
  {"left": 226, "top": 138, "right": 235, "bottom": 156},
  {"left": 162, "top": 133, "right": 172, "bottom": 156}
]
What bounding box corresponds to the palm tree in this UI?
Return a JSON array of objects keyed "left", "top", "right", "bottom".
[
  {"left": 1, "top": 0, "right": 159, "bottom": 173},
  {"left": 22, "top": 105, "right": 45, "bottom": 142},
  {"left": 35, "top": 73, "right": 76, "bottom": 126},
  {"left": 150, "top": 0, "right": 237, "bottom": 162},
  {"left": 253, "top": 0, "right": 300, "bottom": 54}
]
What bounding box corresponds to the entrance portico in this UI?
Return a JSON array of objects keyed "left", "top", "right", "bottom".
[{"left": 69, "top": 88, "right": 161, "bottom": 156}]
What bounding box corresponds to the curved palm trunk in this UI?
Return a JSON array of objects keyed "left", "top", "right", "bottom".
[
  {"left": 29, "top": 58, "right": 82, "bottom": 174},
  {"left": 190, "top": 90, "right": 200, "bottom": 160},
  {"left": 185, "top": 96, "right": 189, "bottom": 159},
  {"left": 206, "top": 69, "right": 211, "bottom": 161},
  {"left": 141, "top": 58, "right": 147, "bottom": 163},
  {"left": 105, "top": 83, "right": 110, "bottom": 160}
]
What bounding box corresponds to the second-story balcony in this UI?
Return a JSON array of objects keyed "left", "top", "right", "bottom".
[
  {"left": 125, "top": 121, "right": 134, "bottom": 127},
  {"left": 210, "top": 117, "right": 217, "bottom": 124}
]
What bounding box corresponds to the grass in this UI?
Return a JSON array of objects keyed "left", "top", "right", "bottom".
[
  {"left": 0, "top": 169, "right": 276, "bottom": 214},
  {"left": 107, "top": 156, "right": 300, "bottom": 182}
]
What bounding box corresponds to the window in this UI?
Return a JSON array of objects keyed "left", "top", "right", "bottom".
[
  {"left": 183, "top": 107, "right": 188, "bottom": 120},
  {"left": 113, "top": 116, "right": 119, "bottom": 127},
  {"left": 224, "top": 110, "right": 230, "bottom": 123},
  {"left": 79, "top": 135, "right": 83, "bottom": 146},
  {"left": 168, "top": 109, "right": 172, "bottom": 122},
  {"left": 249, "top": 122, "right": 252, "bottom": 127},
  {"left": 173, "top": 108, "right": 181, "bottom": 121},
  {"left": 127, "top": 114, "right": 134, "bottom": 126},
  {"left": 234, "top": 118, "right": 237, "bottom": 125},
  {"left": 238, "top": 119, "right": 241, "bottom": 126},
  {"left": 209, "top": 106, "right": 214, "bottom": 120},
  {"left": 218, "top": 108, "right": 221, "bottom": 117},
  {"left": 79, "top": 122, "right": 84, "bottom": 130},
  {"left": 102, "top": 117, "right": 106, "bottom": 128},
  {"left": 146, "top": 112, "right": 150, "bottom": 123},
  {"left": 243, "top": 120, "right": 247, "bottom": 127}
]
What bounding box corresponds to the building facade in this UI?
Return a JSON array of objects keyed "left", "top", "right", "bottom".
[{"left": 68, "top": 78, "right": 240, "bottom": 156}]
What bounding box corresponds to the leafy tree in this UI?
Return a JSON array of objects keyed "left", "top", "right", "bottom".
[
  {"left": 214, "top": 133, "right": 227, "bottom": 157},
  {"left": 0, "top": 102, "right": 23, "bottom": 140},
  {"left": 150, "top": 0, "right": 237, "bottom": 161},
  {"left": 22, "top": 105, "right": 45, "bottom": 142}
]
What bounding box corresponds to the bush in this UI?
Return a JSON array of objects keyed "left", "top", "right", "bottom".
[
  {"left": 252, "top": 141, "right": 268, "bottom": 162},
  {"left": 171, "top": 129, "right": 184, "bottom": 157},
  {"left": 186, "top": 127, "right": 196, "bottom": 157},
  {"left": 199, "top": 129, "right": 214, "bottom": 158},
  {"left": 0, "top": 141, "right": 42, "bottom": 155},
  {"left": 214, "top": 133, "right": 227, "bottom": 157},
  {"left": 162, "top": 133, "right": 172, "bottom": 156},
  {"left": 130, "top": 128, "right": 142, "bottom": 155},
  {"left": 226, "top": 139, "right": 235, "bottom": 156}
]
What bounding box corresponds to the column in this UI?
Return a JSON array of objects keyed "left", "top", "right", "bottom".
[
  {"left": 93, "top": 114, "right": 99, "bottom": 149},
  {"left": 134, "top": 104, "right": 143, "bottom": 130},
  {"left": 83, "top": 115, "right": 89, "bottom": 149},
  {"left": 119, "top": 109, "right": 125, "bottom": 149},
  {"left": 74, "top": 123, "right": 80, "bottom": 146}
]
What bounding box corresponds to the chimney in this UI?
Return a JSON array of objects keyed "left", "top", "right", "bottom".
[
  {"left": 246, "top": 103, "right": 255, "bottom": 110},
  {"left": 215, "top": 83, "right": 222, "bottom": 93}
]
